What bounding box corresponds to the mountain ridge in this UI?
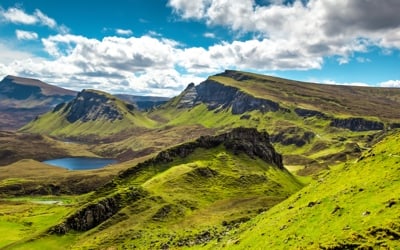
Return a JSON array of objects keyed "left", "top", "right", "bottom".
[{"left": 0, "top": 75, "right": 77, "bottom": 130}]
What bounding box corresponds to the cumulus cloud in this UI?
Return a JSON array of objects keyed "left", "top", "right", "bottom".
[
  {"left": 168, "top": 0, "right": 400, "bottom": 63},
  {"left": 116, "top": 29, "right": 133, "bottom": 36},
  {"left": 15, "top": 30, "right": 38, "bottom": 40},
  {"left": 380, "top": 80, "right": 400, "bottom": 88},
  {"left": 167, "top": 0, "right": 210, "bottom": 19},
  {"left": 0, "top": 34, "right": 202, "bottom": 96},
  {"left": 2, "top": 1, "right": 400, "bottom": 96},
  {"left": 0, "top": 7, "right": 37, "bottom": 24}
]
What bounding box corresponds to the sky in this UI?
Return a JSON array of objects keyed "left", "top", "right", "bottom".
[{"left": 0, "top": 0, "right": 399, "bottom": 96}]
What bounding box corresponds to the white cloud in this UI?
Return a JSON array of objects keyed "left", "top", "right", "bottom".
[
  {"left": 116, "top": 29, "right": 133, "bottom": 36},
  {"left": 0, "top": 43, "right": 37, "bottom": 64},
  {"left": 0, "top": 6, "right": 67, "bottom": 32},
  {"left": 203, "top": 32, "right": 215, "bottom": 38},
  {"left": 168, "top": 0, "right": 400, "bottom": 63},
  {"left": 380, "top": 80, "right": 400, "bottom": 88},
  {"left": 168, "top": 0, "right": 210, "bottom": 19},
  {"left": 2, "top": 1, "right": 400, "bottom": 96},
  {"left": 322, "top": 80, "right": 369, "bottom": 87},
  {"left": 34, "top": 9, "right": 56, "bottom": 28},
  {"left": 15, "top": 30, "right": 38, "bottom": 40},
  {"left": 1, "top": 7, "right": 37, "bottom": 24},
  {"left": 0, "top": 34, "right": 201, "bottom": 96}
]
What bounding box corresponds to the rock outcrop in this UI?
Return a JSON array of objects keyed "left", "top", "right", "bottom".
[
  {"left": 50, "top": 187, "right": 147, "bottom": 234},
  {"left": 271, "top": 127, "right": 315, "bottom": 147},
  {"left": 56, "top": 89, "right": 125, "bottom": 123},
  {"left": 177, "top": 83, "right": 198, "bottom": 109},
  {"left": 294, "top": 108, "right": 328, "bottom": 119},
  {"left": 120, "top": 127, "right": 284, "bottom": 179},
  {"left": 176, "top": 80, "right": 280, "bottom": 114},
  {"left": 330, "top": 118, "right": 384, "bottom": 131}
]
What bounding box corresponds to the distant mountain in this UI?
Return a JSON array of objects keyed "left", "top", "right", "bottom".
[
  {"left": 115, "top": 94, "right": 170, "bottom": 110},
  {"left": 20, "top": 89, "right": 157, "bottom": 138},
  {"left": 22, "top": 70, "right": 400, "bottom": 169},
  {"left": 170, "top": 70, "right": 400, "bottom": 120},
  {"left": 0, "top": 75, "right": 76, "bottom": 130}
]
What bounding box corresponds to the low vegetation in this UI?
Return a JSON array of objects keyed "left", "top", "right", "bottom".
[
  {"left": 216, "top": 130, "right": 400, "bottom": 249},
  {"left": 2, "top": 70, "right": 400, "bottom": 249}
]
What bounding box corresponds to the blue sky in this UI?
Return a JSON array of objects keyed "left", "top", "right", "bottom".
[{"left": 0, "top": 0, "right": 399, "bottom": 96}]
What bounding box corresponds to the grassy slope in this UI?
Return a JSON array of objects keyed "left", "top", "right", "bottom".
[
  {"left": 10, "top": 145, "right": 303, "bottom": 249},
  {"left": 18, "top": 71, "right": 400, "bottom": 172},
  {"left": 20, "top": 90, "right": 157, "bottom": 137},
  {"left": 151, "top": 103, "right": 376, "bottom": 174},
  {"left": 214, "top": 130, "right": 400, "bottom": 249},
  {"left": 210, "top": 71, "right": 400, "bottom": 121},
  {"left": 0, "top": 131, "right": 98, "bottom": 166},
  {"left": 0, "top": 196, "right": 83, "bottom": 249}
]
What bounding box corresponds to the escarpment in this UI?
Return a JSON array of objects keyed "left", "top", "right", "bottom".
[
  {"left": 57, "top": 89, "right": 125, "bottom": 122},
  {"left": 330, "top": 117, "right": 384, "bottom": 131},
  {"left": 176, "top": 80, "right": 280, "bottom": 114},
  {"left": 120, "top": 127, "right": 284, "bottom": 179}
]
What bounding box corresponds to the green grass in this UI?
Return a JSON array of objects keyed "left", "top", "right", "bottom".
[
  {"left": 209, "top": 71, "right": 400, "bottom": 121},
  {"left": 214, "top": 130, "right": 400, "bottom": 249},
  {"left": 10, "top": 143, "right": 303, "bottom": 249},
  {"left": 0, "top": 197, "right": 79, "bottom": 249},
  {"left": 20, "top": 90, "right": 158, "bottom": 137}
]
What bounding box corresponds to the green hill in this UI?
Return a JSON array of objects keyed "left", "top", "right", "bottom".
[
  {"left": 3, "top": 70, "right": 400, "bottom": 249},
  {"left": 5, "top": 128, "right": 304, "bottom": 249},
  {"left": 20, "top": 89, "right": 157, "bottom": 138},
  {"left": 216, "top": 129, "right": 400, "bottom": 249},
  {"left": 18, "top": 70, "right": 400, "bottom": 174}
]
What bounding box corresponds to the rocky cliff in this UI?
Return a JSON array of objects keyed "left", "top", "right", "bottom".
[
  {"left": 50, "top": 187, "right": 147, "bottom": 234},
  {"left": 55, "top": 89, "right": 127, "bottom": 123},
  {"left": 120, "top": 127, "right": 284, "bottom": 179},
  {"left": 176, "top": 80, "right": 280, "bottom": 114},
  {"left": 330, "top": 118, "right": 384, "bottom": 131},
  {"left": 294, "top": 108, "right": 328, "bottom": 119}
]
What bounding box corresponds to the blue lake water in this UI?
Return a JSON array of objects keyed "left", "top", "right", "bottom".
[{"left": 43, "top": 157, "right": 117, "bottom": 170}]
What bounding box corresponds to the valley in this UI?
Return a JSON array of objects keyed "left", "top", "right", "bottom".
[{"left": 1, "top": 70, "right": 400, "bottom": 249}]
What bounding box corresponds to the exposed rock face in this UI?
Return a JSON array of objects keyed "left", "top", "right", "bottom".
[
  {"left": 120, "top": 127, "right": 284, "bottom": 179},
  {"left": 57, "top": 90, "right": 125, "bottom": 123},
  {"left": 50, "top": 187, "right": 147, "bottom": 234},
  {"left": 271, "top": 127, "right": 315, "bottom": 147},
  {"left": 294, "top": 108, "right": 328, "bottom": 119},
  {"left": 176, "top": 80, "right": 280, "bottom": 114},
  {"left": 330, "top": 118, "right": 384, "bottom": 131},
  {"left": 177, "top": 83, "right": 198, "bottom": 109}
]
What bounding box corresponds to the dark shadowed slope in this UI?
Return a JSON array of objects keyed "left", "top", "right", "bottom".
[{"left": 0, "top": 75, "right": 76, "bottom": 130}]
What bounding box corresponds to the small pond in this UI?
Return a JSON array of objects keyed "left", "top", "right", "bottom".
[{"left": 43, "top": 157, "right": 117, "bottom": 170}]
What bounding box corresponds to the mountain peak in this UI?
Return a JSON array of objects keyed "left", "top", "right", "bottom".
[
  {"left": 61, "top": 89, "right": 126, "bottom": 123},
  {"left": 1, "top": 75, "right": 76, "bottom": 96}
]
